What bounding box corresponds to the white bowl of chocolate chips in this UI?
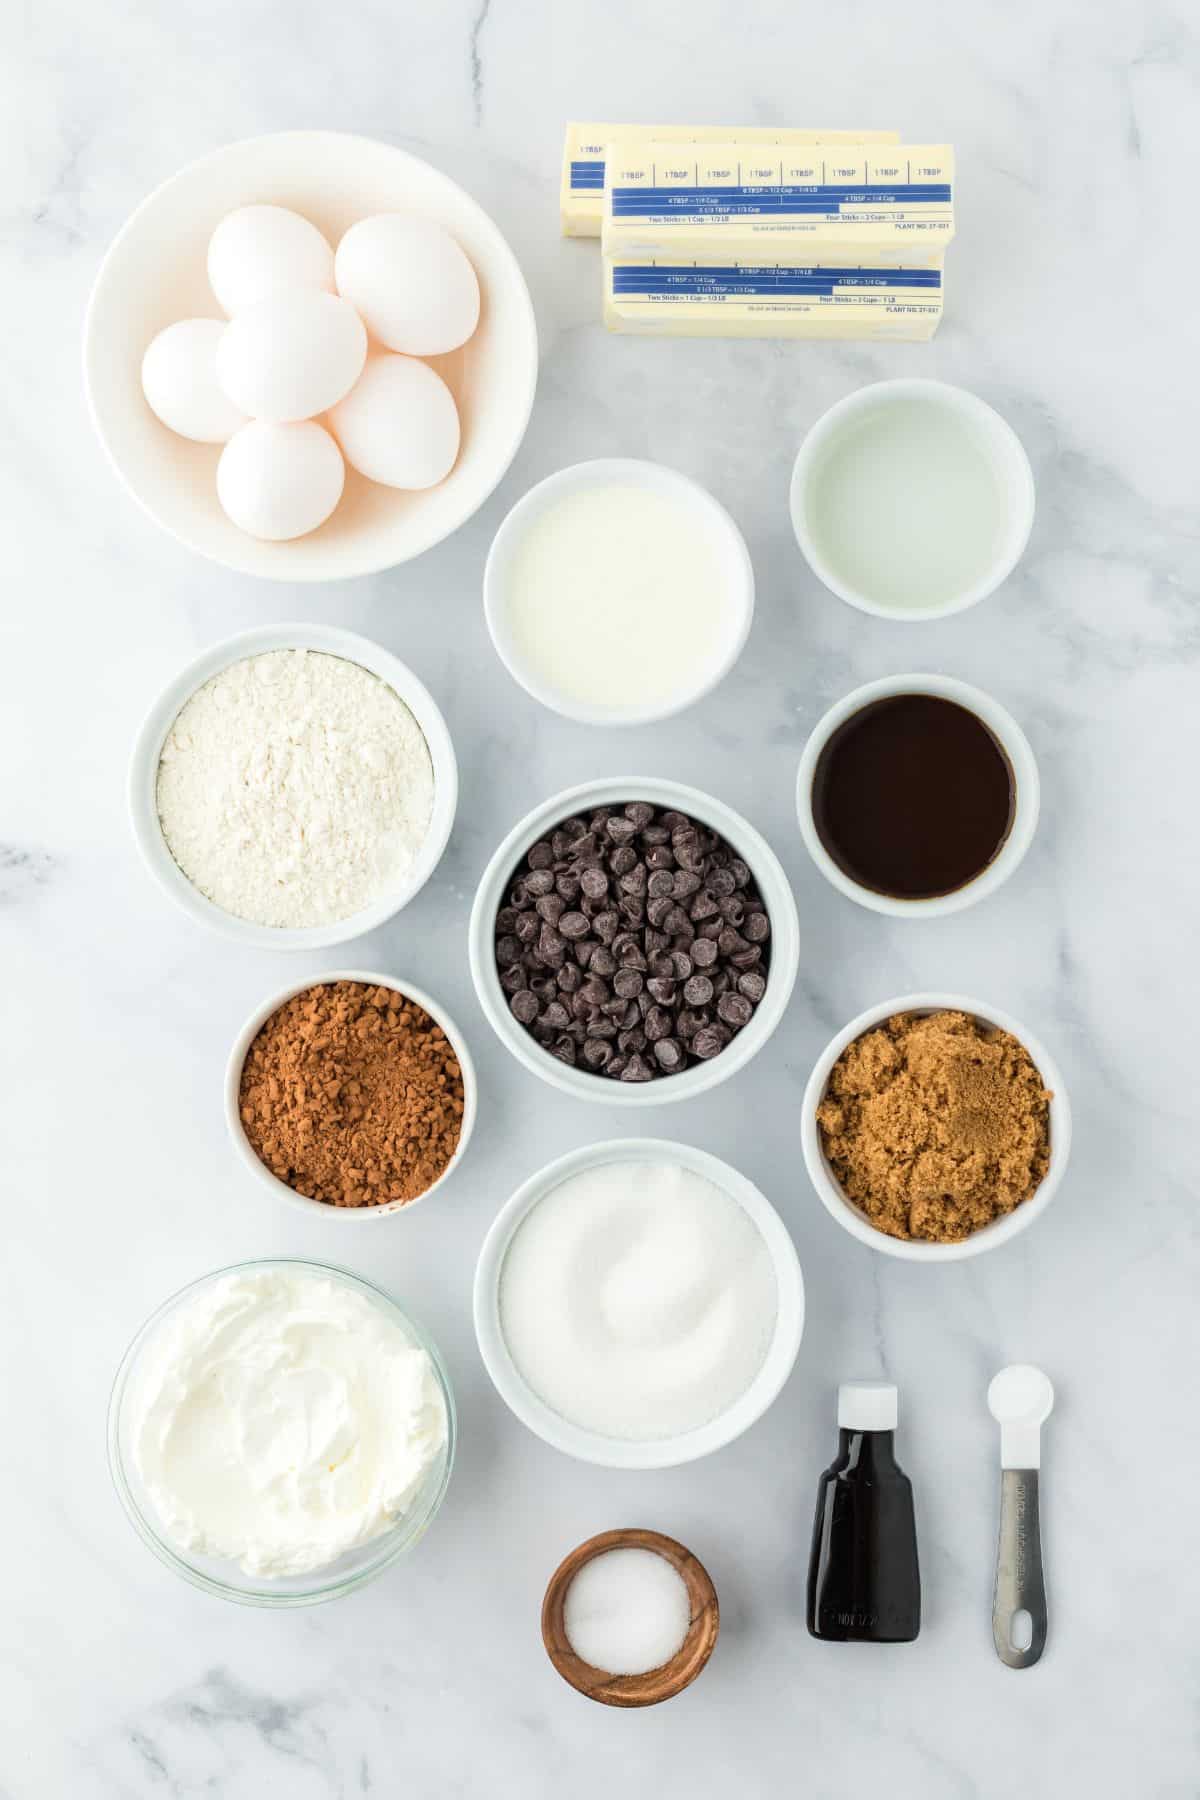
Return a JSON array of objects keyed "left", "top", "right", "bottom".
[{"left": 468, "top": 778, "right": 800, "bottom": 1105}]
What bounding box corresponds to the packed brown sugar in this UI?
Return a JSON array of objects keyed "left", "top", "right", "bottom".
[
  {"left": 816, "top": 1010, "right": 1051, "bottom": 1243},
  {"left": 239, "top": 981, "right": 465, "bottom": 1208}
]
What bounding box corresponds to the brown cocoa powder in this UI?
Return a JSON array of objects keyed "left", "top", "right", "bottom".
[
  {"left": 239, "top": 981, "right": 465, "bottom": 1208},
  {"left": 816, "top": 1010, "right": 1051, "bottom": 1243}
]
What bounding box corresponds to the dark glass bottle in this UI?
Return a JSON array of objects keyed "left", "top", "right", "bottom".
[{"left": 807, "top": 1382, "right": 920, "bottom": 1643}]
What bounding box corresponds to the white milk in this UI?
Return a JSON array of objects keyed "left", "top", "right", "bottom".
[
  {"left": 501, "top": 484, "right": 739, "bottom": 715},
  {"left": 806, "top": 395, "right": 1008, "bottom": 611}
]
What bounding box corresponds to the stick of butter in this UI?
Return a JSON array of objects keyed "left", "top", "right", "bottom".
[
  {"left": 602, "top": 142, "right": 954, "bottom": 266},
  {"left": 561, "top": 123, "right": 899, "bottom": 237},
  {"left": 603, "top": 258, "right": 944, "bottom": 340}
]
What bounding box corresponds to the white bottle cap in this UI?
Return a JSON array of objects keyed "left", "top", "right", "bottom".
[{"left": 838, "top": 1381, "right": 898, "bottom": 1431}]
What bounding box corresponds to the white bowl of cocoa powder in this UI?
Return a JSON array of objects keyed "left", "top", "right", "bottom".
[
  {"left": 801, "top": 993, "right": 1072, "bottom": 1262},
  {"left": 225, "top": 971, "right": 477, "bottom": 1217}
]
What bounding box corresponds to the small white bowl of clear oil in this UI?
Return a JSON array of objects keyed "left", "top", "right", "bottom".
[{"left": 790, "top": 379, "right": 1035, "bottom": 621}]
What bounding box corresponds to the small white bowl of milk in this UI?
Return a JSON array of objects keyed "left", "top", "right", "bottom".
[
  {"left": 790, "top": 378, "right": 1035, "bottom": 621},
  {"left": 484, "top": 458, "right": 755, "bottom": 725}
]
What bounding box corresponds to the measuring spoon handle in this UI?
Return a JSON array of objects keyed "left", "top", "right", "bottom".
[{"left": 992, "top": 1467, "right": 1047, "bottom": 1668}]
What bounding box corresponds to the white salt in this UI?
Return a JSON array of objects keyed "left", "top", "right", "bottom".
[{"left": 563, "top": 1549, "right": 691, "bottom": 1675}]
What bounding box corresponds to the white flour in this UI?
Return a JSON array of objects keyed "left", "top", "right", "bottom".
[{"left": 156, "top": 649, "right": 435, "bottom": 928}]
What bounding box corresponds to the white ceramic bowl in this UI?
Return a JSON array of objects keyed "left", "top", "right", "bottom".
[
  {"left": 84, "top": 130, "right": 538, "bottom": 580},
  {"left": 474, "top": 1138, "right": 805, "bottom": 1467},
  {"left": 801, "top": 993, "right": 1071, "bottom": 1262},
  {"left": 484, "top": 459, "right": 755, "bottom": 725},
  {"left": 468, "top": 778, "right": 800, "bottom": 1106},
  {"left": 129, "top": 623, "right": 458, "bottom": 949},
  {"left": 108, "top": 1259, "right": 455, "bottom": 1604},
  {"left": 225, "top": 970, "right": 477, "bottom": 1219},
  {"left": 796, "top": 672, "right": 1039, "bottom": 919},
  {"left": 789, "top": 378, "right": 1035, "bottom": 620}
]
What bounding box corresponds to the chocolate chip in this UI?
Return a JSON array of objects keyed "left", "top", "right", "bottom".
[
  {"left": 496, "top": 907, "right": 518, "bottom": 935},
  {"left": 558, "top": 911, "right": 590, "bottom": 940},
  {"left": 499, "top": 965, "right": 525, "bottom": 995},
  {"left": 583, "top": 1038, "right": 612, "bottom": 1069},
  {"left": 717, "top": 992, "right": 754, "bottom": 1029},
  {"left": 646, "top": 976, "right": 676, "bottom": 1005},
  {"left": 730, "top": 947, "right": 761, "bottom": 970},
  {"left": 525, "top": 868, "right": 555, "bottom": 897},
  {"left": 535, "top": 893, "right": 565, "bottom": 925},
  {"left": 551, "top": 1035, "right": 576, "bottom": 1065},
  {"left": 743, "top": 909, "right": 771, "bottom": 943},
  {"left": 540, "top": 1001, "right": 570, "bottom": 1029},
  {"left": 620, "top": 1054, "right": 653, "bottom": 1082},
  {"left": 708, "top": 866, "right": 736, "bottom": 897},
  {"left": 647, "top": 869, "right": 675, "bottom": 899},
  {"left": 683, "top": 974, "right": 714, "bottom": 1007},
  {"left": 609, "top": 845, "right": 637, "bottom": 876},
  {"left": 580, "top": 868, "right": 609, "bottom": 901},
  {"left": 693, "top": 1027, "right": 725, "bottom": 1059},
  {"left": 495, "top": 934, "right": 520, "bottom": 968},
  {"left": 653, "top": 1038, "right": 683, "bottom": 1070},
  {"left": 527, "top": 842, "right": 553, "bottom": 870},
  {"left": 645, "top": 1006, "right": 672, "bottom": 1040},
  {"left": 691, "top": 936, "right": 718, "bottom": 968},
  {"left": 510, "top": 990, "right": 539, "bottom": 1024},
  {"left": 738, "top": 971, "right": 766, "bottom": 1003},
  {"left": 613, "top": 969, "right": 644, "bottom": 999},
  {"left": 606, "top": 815, "right": 637, "bottom": 844}
]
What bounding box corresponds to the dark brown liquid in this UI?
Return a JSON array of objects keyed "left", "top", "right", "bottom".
[{"left": 811, "top": 694, "right": 1015, "bottom": 899}]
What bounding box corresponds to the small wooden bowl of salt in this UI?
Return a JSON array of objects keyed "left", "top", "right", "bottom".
[{"left": 541, "top": 1528, "right": 719, "bottom": 1708}]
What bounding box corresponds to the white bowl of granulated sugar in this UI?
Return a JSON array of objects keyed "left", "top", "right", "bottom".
[{"left": 128, "top": 622, "right": 457, "bottom": 949}]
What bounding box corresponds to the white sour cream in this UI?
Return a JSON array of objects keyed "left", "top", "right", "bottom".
[{"left": 128, "top": 1267, "right": 447, "bottom": 1578}]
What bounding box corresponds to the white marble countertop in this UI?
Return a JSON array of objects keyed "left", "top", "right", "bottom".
[{"left": 6, "top": 1, "right": 1198, "bottom": 1794}]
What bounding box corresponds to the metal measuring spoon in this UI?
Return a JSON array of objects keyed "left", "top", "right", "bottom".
[{"left": 987, "top": 1365, "right": 1054, "bottom": 1669}]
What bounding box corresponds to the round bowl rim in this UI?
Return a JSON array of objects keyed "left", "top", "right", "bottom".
[
  {"left": 788, "top": 376, "right": 1036, "bottom": 621},
  {"left": 107, "top": 1256, "right": 456, "bottom": 1605},
  {"left": 467, "top": 776, "right": 800, "bottom": 1106},
  {"left": 128, "top": 622, "right": 458, "bottom": 949},
  {"left": 795, "top": 671, "right": 1040, "bottom": 919},
  {"left": 800, "top": 991, "right": 1072, "bottom": 1262},
  {"left": 224, "top": 968, "right": 478, "bottom": 1218},
  {"left": 483, "top": 457, "right": 755, "bottom": 727},
  {"left": 473, "top": 1136, "right": 805, "bottom": 1466}
]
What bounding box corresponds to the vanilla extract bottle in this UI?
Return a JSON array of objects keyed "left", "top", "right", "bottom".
[{"left": 806, "top": 1382, "right": 921, "bottom": 1644}]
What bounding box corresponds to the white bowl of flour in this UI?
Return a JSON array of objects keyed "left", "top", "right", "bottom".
[{"left": 129, "top": 623, "right": 457, "bottom": 948}]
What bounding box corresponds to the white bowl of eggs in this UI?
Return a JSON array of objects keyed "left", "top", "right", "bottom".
[{"left": 84, "top": 131, "right": 538, "bottom": 580}]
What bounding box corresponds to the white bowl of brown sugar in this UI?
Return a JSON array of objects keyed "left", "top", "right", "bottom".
[
  {"left": 225, "top": 971, "right": 477, "bottom": 1217},
  {"left": 801, "top": 994, "right": 1072, "bottom": 1262}
]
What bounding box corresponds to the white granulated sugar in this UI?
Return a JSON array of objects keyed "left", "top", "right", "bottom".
[{"left": 156, "top": 649, "right": 435, "bottom": 928}]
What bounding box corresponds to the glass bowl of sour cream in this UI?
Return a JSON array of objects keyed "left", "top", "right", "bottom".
[{"left": 107, "top": 1260, "right": 455, "bottom": 1606}]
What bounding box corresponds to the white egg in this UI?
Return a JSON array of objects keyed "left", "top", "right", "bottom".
[
  {"left": 141, "top": 319, "right": 246, "bottom": 443},
  {"left": 207, "top": 205, "right": 334, "bottom": 315},
  {"left": 334, "top": 214, "right": 480, "bottom": 356},
  {"left": 216, "top": 420, "right": 344, "bottom": 540},
  {"left": 328, "top": 353, "right": 460, "bottom": 489},
  {"left": 215, "top": 292, "right": 367, "bottom": 422}
]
